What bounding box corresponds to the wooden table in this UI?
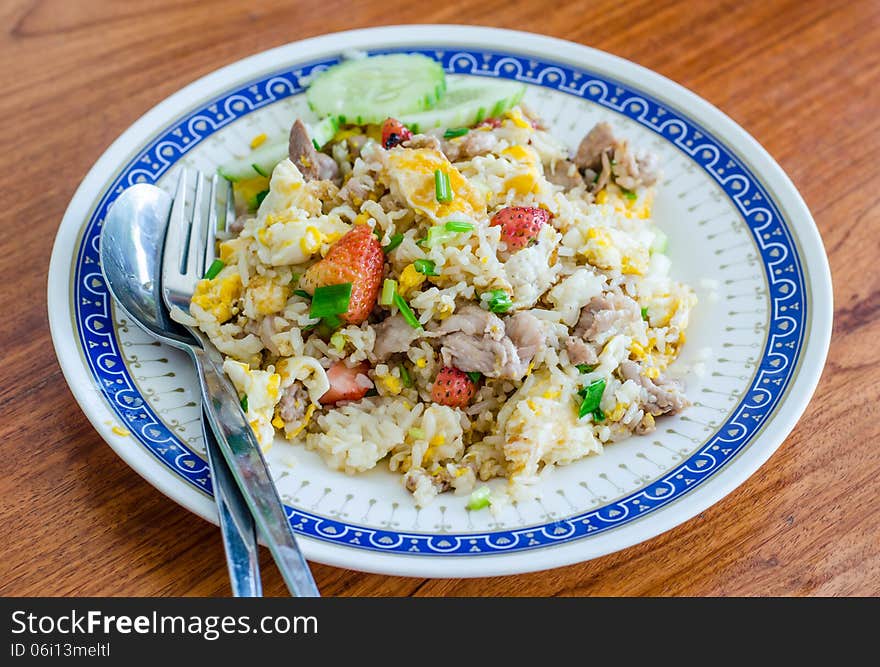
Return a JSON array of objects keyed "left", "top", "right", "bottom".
[{"left": 2, "top": 0, "right": 877, "bottom": 597}]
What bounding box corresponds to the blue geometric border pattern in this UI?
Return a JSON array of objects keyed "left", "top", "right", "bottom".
[{"left": 74, "top": 47, "right": 805, "bottom": 555}]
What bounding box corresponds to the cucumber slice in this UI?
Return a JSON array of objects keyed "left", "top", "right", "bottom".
[
  {"left": 217, "top": 118, "right": 339, "bottom": 181},
  {"left": 307, "top": 54, "right": 446, "bottom": 125},
  {"left": 310, "top": 116, "right": 339, "bottom": 148},
  {"left": 401, "top": 77, "right": 526, "bottom": 132},
  {"left": 218, "top": 141, "right": 287, "bottom": 182}
]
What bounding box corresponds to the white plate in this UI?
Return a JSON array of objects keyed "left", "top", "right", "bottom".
[{"left": 48, "top": 25, "right": 832, "bottom": 578}]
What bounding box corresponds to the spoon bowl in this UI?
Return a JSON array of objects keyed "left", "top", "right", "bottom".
[{"left": 99, "top": 184, "right": 194, "bottom": 348}]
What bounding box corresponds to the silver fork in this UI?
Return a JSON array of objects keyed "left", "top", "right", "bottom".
[{"left": 162, "top": 168, "right": 320, "bottom": 598}]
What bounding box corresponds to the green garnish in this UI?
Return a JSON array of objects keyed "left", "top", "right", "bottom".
[
  {"left": 641, "top": 307, "right": 649, "bottom": 321},
  {"left": 383, "top": 233, "right": 404, "bottom": 253},
  {"left": 252, "top": 163, "right": 269, "bottom": 177},
  {"left": 293, "top": 289, "right": 311, "bottom": 299},
  {"left": 622, "top": 188, "right": 638, "bottom": 201},
  {"left": 423, "top": 226, "right": 454, "bottom": 247},
  {"left": 466, "top": 371, "right": 482, "bottom": 383},
  {"left": 204, "top": 259, "right": 225, "bottom": 280},
  {"left": 483, "top": 289, "right": 512, "bottom": 313},
  {"left": 290, "top": 272, "right": 301, "bottom": 285},
  {"left": 330, "top": 331, "right": 346, "bottom": 352},
  {"left": 408, "top": 427, "right": 426, "bottom": 440},
  {"left": 413, "top": 259, "right": 439, "bottom": 276},
  {"left": 393, "top": 292, "right": 422, "bottom": 329},
  {"left": 379, "top": 279, "right": 398, "bottom": 306},
  {"left": 592, "top": 408, "right": 606, "bottom": 423},
  {"left": 577, "top": 379, "right": 606, "bottom": 419},
  {"left": 434, "top": 169, "right": 453, "bottom": 203},
  {"left": 399, "top": 364, "right": 412, "bottom": 388},
  {"left": 309, "top": 283, "right": 352, "bottom": 319},
  {"left": 444, "top": 127, "right": 469, "bottom": 139},
  {"left": 372, "top": 227, "right": 383, "bottom": 239},
  {"left": 255, "top": 189, "right": 270, "bottom": 207},
  {"left": 239, "top": 394, "right": 248, "bottom": 412},
  {"left": 320, "top": 314, "right": 343, "bottom": 332},
  {"left": 444, "top": 220, "right": 474, "bottom": 232},
  {"left": 466, "top": 486, "right": 491, "bottom": 510},
  {"left": 312, "top": 138, "right": 320, "bottom": 151},
  {"left": 575, "top": 364, "right": 595, "bottom": 374}
]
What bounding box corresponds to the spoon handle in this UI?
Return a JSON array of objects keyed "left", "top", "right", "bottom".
[
  {"left": 201, "top": 408, "right": 263, "bottom": 597},
  {"left": 190, "top": 345, "right": 320, "bottom": 598}
]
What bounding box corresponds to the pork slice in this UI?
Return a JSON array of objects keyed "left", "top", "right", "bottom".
[
  {"left": 505, "top": 311, "right": 544, "bottom": 365},
  {"left": 573, "top": 121, "right": 616, "bottom": 171},
  {"left": 573, "top": 294, "right": 640, "bottom": 342},
  {"left": 546, "top": 158, "right": 585, "bottom": 190},
  {"left": 612, "top": 142, "right": 661, "bottom": 191},
  {"left": 619, "top": 361, "right": 688, "bottom": 416},
  {"left": 434, "top": 304, "right": 504, "bottom": 338},
  {"left": 565, "top": 337, "right": 598, "bottom": 366},
  {"left": 289, "top": 119, "right": 340, "bottom": 182},
  {"left": 440, "top": 332, "right": 521, "bottom": 377},
  {"left": 371, "top": 314, "right": 423, "bottom": 361},
  {"left": 278, "top": 382, "right": 308, "bottom": 422}
]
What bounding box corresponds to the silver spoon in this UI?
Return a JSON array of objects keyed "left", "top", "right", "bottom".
[{"left": 99, "top": 184, "right": 263, "bottom": 595}]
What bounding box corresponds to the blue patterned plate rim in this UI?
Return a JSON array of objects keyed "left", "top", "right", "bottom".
[{"left": 48, "top": 26, "right": 832, "bottom": 577}]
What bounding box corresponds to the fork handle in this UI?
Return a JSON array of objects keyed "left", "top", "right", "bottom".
[
  {"left": 190, "top": 346, "right": 320, "bottom": 598},
  {"left": 201, "top": 408, "right": 263, "bottom": 597}
]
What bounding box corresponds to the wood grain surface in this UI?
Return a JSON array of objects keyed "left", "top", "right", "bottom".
[{"left": 1, "top": 0, "right": 877, "bottom": 597}]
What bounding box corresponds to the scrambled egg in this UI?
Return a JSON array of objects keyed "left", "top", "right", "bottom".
[
  {"left": 503, "top": 371, "right": 601, "bottom": 475},
  {"left": 191, "top": 271, "right": 242, "bottom": 323},
  {"left": 222, "top": 359, "right": 282, "bottom": 451},
  {"left": 386, "top": 148, "right": 486, "bottom": 222},
  {"left": 242, "top": 274, "right": 291, "bottom": 318},
  {"left": 250, "top": 159, "right": 350, "bottom": 265}
]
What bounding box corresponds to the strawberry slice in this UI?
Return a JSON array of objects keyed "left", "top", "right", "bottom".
[
  {"left": 320, "top": 361, "right": 373, "bottom": 404},
  {"left": 490, "top": 206, "right": 550, "bottom": 251},
  {"left": 431, "top": 367, "right": 477, "bottom": 408},
  {"left": 381, "top": 117, "right": 412, "bottom": 150},
  {"left": 301, "top": 225, "right": 384, "bottom": 325}
]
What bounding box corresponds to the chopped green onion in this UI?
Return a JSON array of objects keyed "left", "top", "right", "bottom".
[
  {"left": 641, "top": 306, "right": 649, "bottom": 321},
  {"left": 466, "top": 486, "right": 491, "bottom": 510},
  {"left": 575, "top": 364, "right": 595, "bottom": 374},
  {"left": 577, "top": 379, "right": 606, "bottom": 419},
  {"left": 651, "top": 229, "right": 668, "bottom": 254},
  {"left": 592, "top": 408, "right": 605, "bottom": 423},
  {"left": 379, "top": 279, "right": 398, "bottom": 306},
  {"left": 466, "top": 371, "right": 482, "bottom": 383},
  {"left": 293, "top": 289, "right": 311, "bottom": 299},
  {"left": 321, "top": 314, "right": 342, "bottom": 331},
  {"left": 393, "top": 292, "right": 422, "bottom": 329},
  {"left": 444, "top": 220, "right": 474, "bottom": 232},
  {"left": 309, "top": 283, "right": 352, "bottom": 319},
  {"left": 252, "top": 163, "right": 269, "bottom": 177},
  {"left": 423, "top": 225, "right": 455, "bottom": 247},
  {"left": 413, "top": 259, "right": 439, "bottom": 276},
  {"left": 444, "top": 127, "right": 469, "bottom": 139},
  {"left": 204, "top": 259, "right": 225, "bottom": 280},
  {"left": 383, "top": 233, "right": 404, "bottom": 253},
  {"left": 409, "top": 427, "right": 426, "bottom": 440},
  {"left": 290, "top": 272, "right": 301, "bottom": 285},
  {"left": 372, "top": 227, "right": 383, "bottom": 239},
  {"left": 434, "top": 169, "right": 453, "bottom": 203},
  {"left": 239, "top": 394, "right": 248, "bottom": 412},
  {"left": 312, "top": 138, "right": 320, "bottom": 151},
  {"left": 255, "top": 189, "right": 269, "bottom": 207},
  {"left": 621, "top": 188, "right": 638, "bottom": 201},
  {"left": 302, "top": 321, "right": 319, "bottom": 331},
  {"left": 399, "top": 364, "right": 412, "bottom": 388},
  {"left": 483, "top": 289, "right": 512, "bottom": 313},
  {"left": 364, "top": 387, "right": 380, "bottom": 397},
  {"left": 330, "top": 331, "right": 346, "bottom": 352}
]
